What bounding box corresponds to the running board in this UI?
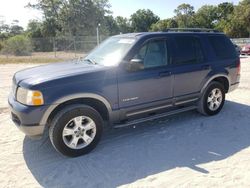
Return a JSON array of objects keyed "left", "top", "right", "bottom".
[{"left": 114, "top": 106, "right": 197, "bottom": 129}]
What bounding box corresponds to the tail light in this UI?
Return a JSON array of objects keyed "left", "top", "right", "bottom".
[{"left": 237, "top": 59, "right": 241, "bottom": 75}]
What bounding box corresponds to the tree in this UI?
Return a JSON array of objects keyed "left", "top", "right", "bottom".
[
  {"left": 214, "top": 1, "right": 249, "bottom": 37},
  {"left": 115, "top": 16, "right": 131, "bottom": 34},
  {"left": 130, "top": 9, "right": 159, "bottom": 32},
  {"left": 217, "top": 2, "right": 234, "bottom": 20},
  {"left": 0, "top": 19, "right": 24, "bottom": 39},
  {"left": 233, "top": 0, "right": 250, "bottom": 37},
  {"left": 9, "top": 20, "right": 24, "bottom": 35},
  {"left": 151, "top": 19, "right": 178, "bottom": 31},
  {"left": 27, "top": 20, "right": 43, "bottom": 38},
  {"left": 27, "top": 0, "right": 111, "bottom": 36},
  {"left": 0, "top": 17, "right": 10, "bottom": 40},
  {"left": 21, "top": 0, "right": 250, "bottom": 39},
  {"left": 0, "top": 17, "right": 9, "bottom": 33},
  {"left": 103, "top": 15, "right": 119, "bottom": 35},
  {"left": 221, "top": 19, "right": 249, "bottom": 38},
  {"left": 194, "top": 5, "right": 218, "bottom": 28},
  {"left": 174, "top": 3, "right": 195, "bottom": 27}
]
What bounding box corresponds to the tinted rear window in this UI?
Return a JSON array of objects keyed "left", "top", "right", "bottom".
[
  {"left": 208, "top": 35, "right": 237, "bottom": 60},
  {"left": 172, "top": 36, "right": 204, "bottom": 65}
]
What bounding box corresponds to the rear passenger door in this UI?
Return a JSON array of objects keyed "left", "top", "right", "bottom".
[{"left": 170, "top": 35, "right": 210, "bottom": 103}]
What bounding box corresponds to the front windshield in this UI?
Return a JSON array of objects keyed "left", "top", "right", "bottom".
[{"left": 84, "top": 36, "right": 136, "bottom": 66}]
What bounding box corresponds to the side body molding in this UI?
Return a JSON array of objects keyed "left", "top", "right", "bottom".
[{"left": 40, "top": 93, "right": 113, "bottom": 125}]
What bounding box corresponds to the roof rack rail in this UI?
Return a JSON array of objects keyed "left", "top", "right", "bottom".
[{"left": 163, "top": 28, "right": 220, "bottom": 33}]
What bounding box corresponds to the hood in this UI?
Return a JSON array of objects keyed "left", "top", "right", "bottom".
[{"left": 14, "top": 60, "right": 108, "bottom": 88}]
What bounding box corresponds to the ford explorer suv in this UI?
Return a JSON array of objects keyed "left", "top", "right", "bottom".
[{"left": 9, "top": 28, "right": 240, "bottom": 157}]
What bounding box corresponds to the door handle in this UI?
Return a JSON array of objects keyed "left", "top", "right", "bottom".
[
  {"left": 159, "top": 71, "right": 171, "bottom": 77},
  {"left": 202, "top": 65, "right": 211, "bottom": 70}
]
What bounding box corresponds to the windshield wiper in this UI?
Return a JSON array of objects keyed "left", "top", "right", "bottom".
[{"left": 83, "top": 58, "right": 97, "bottom": 65}]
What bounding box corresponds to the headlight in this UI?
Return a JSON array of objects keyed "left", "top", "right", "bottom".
[{"left": 16, "top": 87, "right": 44, "bottom": 106}]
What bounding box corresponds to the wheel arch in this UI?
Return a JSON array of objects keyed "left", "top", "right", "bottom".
[
  {"left": 201, "top": 74, "right": 230, "bottom": 94},
  {"left": 40, "top": 93, "right": 113, "bottom": 126}
]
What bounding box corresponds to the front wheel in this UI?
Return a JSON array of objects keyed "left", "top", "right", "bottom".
[
  {"left": 49, "top": 104, "right": 103, "bottom": 157},
  {"left": 198, "top": 81, "right": 225, "bottom": 116}
]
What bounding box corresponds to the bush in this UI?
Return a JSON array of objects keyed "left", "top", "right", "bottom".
[
  {"left": 0, "top": 41, "right": 3, "bottom": 51},
  {"left": 1, "top": 35, "right": 33, "bottom": 56}
]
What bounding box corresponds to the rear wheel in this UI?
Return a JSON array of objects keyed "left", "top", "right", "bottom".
[
  {"left": 198, "top": 81, "right": 225, "bottom": 116},
  {"left": 49, "top": 104, "right": 103, "bottom": 157}
]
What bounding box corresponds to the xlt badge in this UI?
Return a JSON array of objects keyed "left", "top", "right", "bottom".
[{"left": 122, "top": 97, "right": 139, "bottom": 102}]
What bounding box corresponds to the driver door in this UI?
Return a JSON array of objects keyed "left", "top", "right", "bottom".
[{"left": 117, "top": 38, "right": 173, "bottom": 110}]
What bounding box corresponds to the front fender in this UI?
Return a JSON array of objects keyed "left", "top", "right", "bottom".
[{"left": 39, "top": 93, "right": 113, "bottom": 126}]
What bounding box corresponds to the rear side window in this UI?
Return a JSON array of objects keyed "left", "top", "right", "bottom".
[
  {"left": 208, "top": 35, "right": 237, "bottom": 60},
  {"left": 172, "top": 36, "right": 204, "bottom": 65}
]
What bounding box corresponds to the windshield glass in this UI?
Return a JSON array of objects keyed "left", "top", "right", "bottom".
[{"left": 84, "top": 36, "right": 136, "bottom": 66}]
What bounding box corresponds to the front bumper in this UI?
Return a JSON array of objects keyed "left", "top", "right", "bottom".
[{"left": 8, "top": 95, "right": 49, "bottom": 139}]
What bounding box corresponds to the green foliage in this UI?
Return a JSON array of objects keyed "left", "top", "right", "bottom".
[
  {"left": 9, "top": 20, "right": 24, "bottom": 35},
  {"left": 151, "top": 19, "right": 178, "bottom": 31},
  {"left": 103, "top": 15, "right": 119, "bottom": 35},
  {"left": 214, "top": 1, "right": 250, "bottom": 37},
  {"left": 174, "top": 3, "right": 195, "bottom": 27},
  {"left": 217, "top": 2, "right": 234, "bottom": 20},
  {"left": 115, "top": 16, "right": 132, "bottom": 34},
  {"left": 1, "top": 35, "right": 33, "bottom": 56},
  {"left": 195, "top": 5, "right": 218, "bottom": 28},
  {"left": 130, "top": 9, "right": 160, "bottom": 32},
  {"left": 27, "top": 20, "right": 43, "bottom": 38},
  {"left": 27, "top": 0, "right": 111, "bottom": 36},
  {"left": 0, "top": 24, "right": 10, "bottom": 34},
  {"left": 1, "top": 0, "right": 250, "bottom": 51},
  {"left": 24, "top": 0, "right": 250, "bottom": 38},
  {"left": 0, "top": 40, "right": 3, "bottom": 51},
  {"left": 0, "top": 20, "right": 23, "bottom": 40},
  {"left": 233, "top": 0, "right": 250, "bottom": 36}
]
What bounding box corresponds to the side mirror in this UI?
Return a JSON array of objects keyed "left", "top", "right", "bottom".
[{"left": 125, "top": 59, "right": 144, "bottom": 72}]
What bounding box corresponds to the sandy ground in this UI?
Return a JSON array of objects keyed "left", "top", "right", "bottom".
[
  {"left": 0, "top": 64, "right": 43, "bottom": 108},
  {"left": 0, "top": 57, "right": 250, "bottom": 188}
]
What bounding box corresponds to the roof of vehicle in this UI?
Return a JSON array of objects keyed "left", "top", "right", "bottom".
[{"left": 116, "top": 28, "right": 224, "bottom": 39}]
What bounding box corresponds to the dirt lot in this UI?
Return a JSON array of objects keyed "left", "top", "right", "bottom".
[
  {"left": 0, "top": 52, "right": 83, "bottom": 64},
  {"left": 0, "top": 57, "right": 250, "bottom": 188}
]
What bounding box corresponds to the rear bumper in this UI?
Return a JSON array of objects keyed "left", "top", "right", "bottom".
[
  {"left": 228, "top": 82, "right": 240, "bottom": 92},
  {"left": 8, "top": 95, "right": 49, "bottom": 139}
]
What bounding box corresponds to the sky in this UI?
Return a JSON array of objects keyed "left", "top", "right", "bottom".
[
  {"left": 109, "top": 0, "right": 240, "bottom": 18},
  {"left": 0, "top": 0, "right": 241, "bottom": 28}
]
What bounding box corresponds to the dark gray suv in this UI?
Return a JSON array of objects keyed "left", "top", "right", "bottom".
[{"left": 9, "top": 29, "right": 240, "bottom": 157}]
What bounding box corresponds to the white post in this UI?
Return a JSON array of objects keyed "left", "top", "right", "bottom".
[{"left": 96, "top": 23, "right": 101, "bottom": 46}]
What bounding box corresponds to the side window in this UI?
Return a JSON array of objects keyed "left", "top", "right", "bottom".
[
  {"left": 172, "top": 36, "right": 204, "bottom": 65},
  {"left": 208, "top": 35, "right": 237, "bottom": 60},
  {"left": 134, "top": 39, "right": 168, "bottom": 68},
  {"left": 135, "top": 45, "right": 147, "bottom": 60}
]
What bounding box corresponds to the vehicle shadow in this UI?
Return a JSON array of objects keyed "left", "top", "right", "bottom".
[{"left": 23, "top": 100, "right": 250, "bottom": 188}]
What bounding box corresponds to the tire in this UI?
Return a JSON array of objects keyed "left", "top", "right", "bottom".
[
  {"left": 198, "top": 81, "right": 225, "bottom": 116},
  {"left": 49, "top": 104, "right": 103, "bottom": 157}
]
